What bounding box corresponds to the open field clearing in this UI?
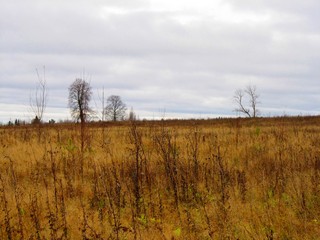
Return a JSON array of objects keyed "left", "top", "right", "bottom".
[{"left": 0, "top": 117, "right": 320, "bottom": 239}]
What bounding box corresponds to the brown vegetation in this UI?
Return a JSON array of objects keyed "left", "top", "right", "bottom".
[{"left": 0, "top": 116, "right": 319, "bottom": 239}]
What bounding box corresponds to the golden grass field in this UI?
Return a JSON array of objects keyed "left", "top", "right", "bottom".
[{"left": 0, "top": 117, "right": 320, "bottom": 239}]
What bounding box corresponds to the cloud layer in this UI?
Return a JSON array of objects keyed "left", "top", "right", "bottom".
[{"left": 1, "top": 0, "right": 320, "bottom": 122}]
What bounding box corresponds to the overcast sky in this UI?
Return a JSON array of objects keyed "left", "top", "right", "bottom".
[{"left": 1, "top": 0, "right": 320, "bottom": 123}]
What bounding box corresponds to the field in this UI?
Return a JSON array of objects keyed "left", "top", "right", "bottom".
[{"left": 0, "top": 117, "right": 320, "bottom": 239}]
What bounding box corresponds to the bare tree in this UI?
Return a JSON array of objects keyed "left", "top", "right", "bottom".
[
  {"left": 30, "top": 66, "right": 47, "bottom": 123},
  {"left": 68, "top": 78, "right": 92, "bottom": 124},
  {"left": 245, "top": 85, "right": 260, "bottom": 118},
  {"left": 105, "top": 95, "right": 127, "bottom": 121},
  {"left": 128, "top": 107, "right": 137, "bottom": 121},
  {"left": 234, "top": 85, "right": 260, "bottom": 118},
  {"left": 96, "top": 86, "right": 105, "bottom": 121}
]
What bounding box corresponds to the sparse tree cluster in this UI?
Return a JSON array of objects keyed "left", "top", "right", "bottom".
[
  {"left": 68, "top": 79, "right": 128, "bottom": 123},
  {"left": 24, "top": 70, "right": 262, "bottom": 125}
]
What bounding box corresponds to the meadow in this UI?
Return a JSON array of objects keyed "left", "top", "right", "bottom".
[{"left": 0, "top": 117, "right": 319, "bottom": 239}]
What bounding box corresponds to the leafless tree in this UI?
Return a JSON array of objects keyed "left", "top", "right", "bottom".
[
  {"left": 128, "top": 107, "right": 137, "bottom": 121},
  {"left": 68, "top": 78, "right": 92, "bottom": 124},
  {"left": 245, "top": 85, "right": 260, "bottom": 118},
  {"left": 30, "top": 66, "right": 47, "bottom": 123},
  {"left": 95, "top": 86, "right": 106, "bottom": 121},
  {"left": 105, "top": 95, "right": 127, "bottom": 121},
  {"left": 234, "top": 85, "right": 260, "bottom": 118}
]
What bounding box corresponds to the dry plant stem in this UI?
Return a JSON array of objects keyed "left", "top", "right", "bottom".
[
  {"left": 29, "top": 192, "right": 42, "bottom": 240},
  {"left": 49, "top": 149, "right": 59, "bottom": 224},
  {"left": 102, "top": 163, "right": 122, "bottom": 240},
  {"left": 80, "top": 122, "right": 85, "bottom": 179},
  {"left": 0, "top": 173, "right": 12, "bottom": 240},
  {"left": 199, "top": 195, "right": 214, "bottom": 239},
  {"left": 8, "top": 157, "right": 25, "bottom": 240},
  {"left": 216, "top": 147, "right": 231, "bottom": 239},
  {"left": 59, "top": 179, "right": 68, "bottom": 239},
  {"left": 44, "top": 179, "right": 57, "bottom": 240},
  {"left": 154, "top": 126, "right": 180, "bottom": 210},
  {"left": 80, "top": 190, "right": 89, "bottom": 240},
  {"left": 128, "top": 121, "right": 148, "bottom": 217},
  {"left": 186, "top": 126, "right": 201, "bottom": 182}
]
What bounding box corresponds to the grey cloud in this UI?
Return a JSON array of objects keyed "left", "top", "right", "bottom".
[{"left": 1, "top": 0, "right": 320, "bottom": 122}]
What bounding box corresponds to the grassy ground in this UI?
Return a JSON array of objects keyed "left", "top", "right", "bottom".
[{"left": 0, "top": 117, "right": 319, "bottom": 239}]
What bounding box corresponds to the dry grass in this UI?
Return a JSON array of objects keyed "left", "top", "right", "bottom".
[{"left": 0, "top": 117, "right": 320, "bottom": 239}]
